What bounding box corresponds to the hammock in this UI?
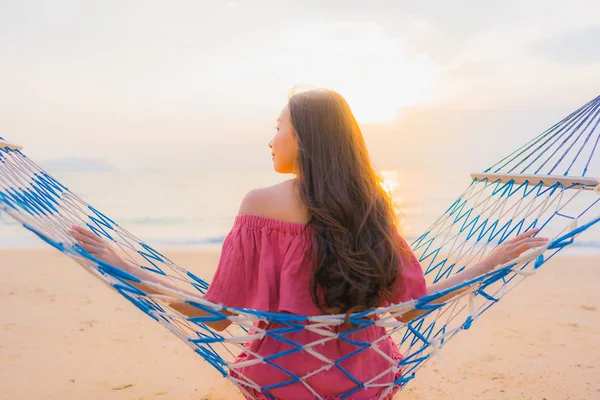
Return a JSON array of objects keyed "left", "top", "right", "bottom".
[{"left": 1, "top": 95, "right": 599, "bottom": 399}]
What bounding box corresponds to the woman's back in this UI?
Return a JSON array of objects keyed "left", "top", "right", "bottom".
[
  {"left": 203, "top": 184, "right": 427, "bottom": 399},
  {"left": 239, "top": 179, "right": 312, "bottom": 225}
]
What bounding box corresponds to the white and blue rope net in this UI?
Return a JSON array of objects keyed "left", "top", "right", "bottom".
[{"left": 1, "top": 95, "right": 599, "bottom": 399}]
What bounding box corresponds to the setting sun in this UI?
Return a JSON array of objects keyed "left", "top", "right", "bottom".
[{"left": 269, "top": 22, "right": 440, "bottom": 123}]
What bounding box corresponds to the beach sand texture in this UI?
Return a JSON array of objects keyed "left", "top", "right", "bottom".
[{"left": 1, "top": 250, "right": 598, "bottom": 400}]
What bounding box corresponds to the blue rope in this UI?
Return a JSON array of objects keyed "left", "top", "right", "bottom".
[
  {"left": 514, "top": 106, "right": 589, "bottom": 174},
  {"left": 525, "top": 99, "right": 598, "bottom": 175},
  {"left": 547, "top": 100, "right": 600, "bottom": 175},
  {"left": 488, "top": 96, "right": 594, "bottom": 174},
  {"left": 564, "top": 106, "right": 600, "bottom": 176}
]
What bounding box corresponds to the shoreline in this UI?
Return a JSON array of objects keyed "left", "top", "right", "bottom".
[{"left": 1, "top": 241, "right": 599, "bottom": 255}]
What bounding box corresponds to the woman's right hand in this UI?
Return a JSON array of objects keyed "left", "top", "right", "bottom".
[
  {"left": 70, "top": 225, "right": 128, "bottom": 270},
  {"left": 477, "top": 228, "right": 549, "bottom": 274}
]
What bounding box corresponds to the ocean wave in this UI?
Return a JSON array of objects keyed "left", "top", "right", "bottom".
[{"left": 118, "top": 217, "right": 206, "bottom": 226}]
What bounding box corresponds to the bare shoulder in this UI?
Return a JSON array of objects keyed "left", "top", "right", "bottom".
[{"left": 238, "top": 179, "right": 310, "bottom": 223}]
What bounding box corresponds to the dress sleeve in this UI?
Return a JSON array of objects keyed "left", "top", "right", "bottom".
[
  {"left": 389, "top": 234, "right": 428, "bottom": 304},
  {"left": 203, "top": 221, "right": 278, "bottom": 311}
]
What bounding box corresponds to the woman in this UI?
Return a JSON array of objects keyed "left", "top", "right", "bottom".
[{"left": 71, "top": 89, "right": 548, "bottom": 399}]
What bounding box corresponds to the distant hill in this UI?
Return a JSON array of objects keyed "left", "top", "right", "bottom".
[{"left": 40, "top": 158, "right": 118, "bottom": 173}]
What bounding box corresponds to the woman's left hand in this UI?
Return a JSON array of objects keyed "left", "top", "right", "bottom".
[{"left": 478, "top": 228, "right": 549, "bottom": 273}]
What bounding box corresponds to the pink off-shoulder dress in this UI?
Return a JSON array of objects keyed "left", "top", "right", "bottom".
[{"left": 204, "top": 214, "right": 427, "bottom": 400}]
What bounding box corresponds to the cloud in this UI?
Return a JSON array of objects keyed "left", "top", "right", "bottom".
[
  {"left": 531, "top": 25, "right": 600, "bottom": 63},
  {"left": 434, "top": 2, "right": 600, "bottom": 108},
  {"left": 1, "top": 0, "right": 599, "bottom": 171}
]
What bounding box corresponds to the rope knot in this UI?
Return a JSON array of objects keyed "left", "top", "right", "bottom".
[{"left": 462, "top": 316, "right": 473, "bottom": 330}]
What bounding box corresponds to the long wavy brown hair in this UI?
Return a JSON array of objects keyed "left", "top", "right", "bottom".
[{"left": 288, "top": 89, "right": 407, "bottom": 317}]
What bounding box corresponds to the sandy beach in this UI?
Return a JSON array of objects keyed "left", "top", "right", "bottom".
[{"left": 1, "top": 249, "right": 598, "bottom": 400}]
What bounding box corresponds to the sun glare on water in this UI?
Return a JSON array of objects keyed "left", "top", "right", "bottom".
[
  {"left": 378, "top": 170, "right": 415, "bottom": 236},
  {"left": 379, "top": 169, "right": 403, "bottom": 213}
]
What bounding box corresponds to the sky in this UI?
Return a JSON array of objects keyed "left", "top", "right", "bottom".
[{"left": 1, "top": 0, "right": 599, "bottom": 174}]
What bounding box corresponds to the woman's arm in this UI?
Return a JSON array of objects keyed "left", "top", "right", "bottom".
[
  {"left": 72, "top": 225, "right": 549, "bottom": 328},
  {"left": 70, "top": 226, "right": 233, "bottom": 331},
  {"left": 428, "top": 228, "right": 549, "bottom": 293},
  {"left": 396, "top": 229, "right": 549, "bottom": 323}
]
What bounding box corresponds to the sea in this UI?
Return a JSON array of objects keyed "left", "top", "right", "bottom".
[{"left": 0, "top": 169, "right": 599, "bottom": 254}]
